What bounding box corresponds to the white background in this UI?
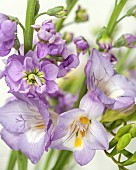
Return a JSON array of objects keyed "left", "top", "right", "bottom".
[{"left": 0, "top": 0, "right": 136, "bottom": 170}]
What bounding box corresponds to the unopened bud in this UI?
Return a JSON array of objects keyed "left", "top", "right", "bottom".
[
  {"left": 63, "top": 32, "right": 73, "bottom": 44},
  {"left": 117, "top": 133, "right": 132, "bottom": 151},
  {"left": 126, "top": 5, "right": 136, "bottom": 18},
  {"left": 122, "top": 152, "right": 136, "bottom": 166},
  {"left": 114, "top": 34, "right": 136, "bottom": 48},
  {"left": 75, "top": 6, "right": 89, "bottom": 23},
  {"left": 97, "top": 27, "right": 112, "bottom": 50},
  {"left": 47, "top": 6, "right": 68, "bottom": 18}
]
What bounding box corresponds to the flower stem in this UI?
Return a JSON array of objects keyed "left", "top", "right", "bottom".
[
  {"left": 35, "top": 12, "right": 47, "bottom": 20},
  {"left": 24, "top": 0, "right": 37, "bottom": 54},
  {"left": 106, "top": 0, "right": 128, "bottom": 36},
  {"left": 43, "top": 149, "right": 54, "bottom": 170},
  {"left": 6, "top": 150, "right": 17, "bottom": 170},
  {"left": 55, "top": 0, "right": 78, "bottom": 32},
  {"left": 17, "top": 151, "right": 28, "bottom": 170}
]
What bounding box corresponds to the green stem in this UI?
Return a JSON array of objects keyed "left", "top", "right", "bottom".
[
  {"left": 35, "top": 12, "right": 47, "bottom": 20},
  {"left": 43, "top": 149, "right": 54, "bottom": 170},
  {"left": 116, "top": 15, "right": 127, "bottom": 24},
  {"left": 56, "top": 0, "right": 78, "bottom": 32},
  {"left": 106, "top": 0, "right": 128, "bottom": 36},
  {"left": 24, "top": 0, "right": 37, "bottom": 54},
  {"left": 6, "top": 150, "right": 17, "bottom": 170},
  {"left": 18, "top": 22, "right": 25, "bottom": 35},
  {"left": 63, "top": 21, "right": 75, "bottom": 28},
  {"left": 17, "top": 151, "right": 28, "bottom": 170}
]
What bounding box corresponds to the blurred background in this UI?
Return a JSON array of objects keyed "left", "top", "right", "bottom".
[{"left": 0, "top": 0, "right": 136, "bottom": 169}]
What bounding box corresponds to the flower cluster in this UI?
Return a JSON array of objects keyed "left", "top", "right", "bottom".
[{"left": 0, "top": 6, "right": 136, "bottom": 168}]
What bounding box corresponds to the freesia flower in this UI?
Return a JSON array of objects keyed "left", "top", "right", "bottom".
[
  {"left": 0, "top": 97, "right": 51, "bottom": 163},
  {"left": 85, "top": 49, "right": 136, "bottom": 110},
  {"left": 0, "top": 13, "right": 17, "bottom": 57},
  {"left": 51, "top": 92, "right": 108, "bottom": 166},
  {"left": 4, "top": 51, "right": 59, "bottom": 94}
]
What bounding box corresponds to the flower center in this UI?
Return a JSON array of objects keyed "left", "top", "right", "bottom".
[
  {"left": 70, "top": 116, "right": 90, "bottom": 149},
  {"left": 23, "top": 68, "right": 45, "bottom": 86}
]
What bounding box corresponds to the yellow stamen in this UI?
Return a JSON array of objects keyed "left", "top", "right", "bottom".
[
  {"left": 80, "top": 116, "right": 89, "bottom": 125},
  {"left": 74, "top": 137, "right": 83, "bottom": 148},
  {"left": 36, "top": 124, "right": 45, "bottom": 129},
  {"left": 80, "top": 130, "right": 85, "bottom": 137}
]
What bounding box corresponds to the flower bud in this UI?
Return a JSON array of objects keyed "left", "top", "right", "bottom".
[
  {"left": 46, "top": 6, "right": 68, "bottom": 18},
  {"left": 96, "top": 27, "right": 112, "bottom": 50},
  {"left": 117, "top": 133, "right": 132, "bottom": 151},
  {"left": 74, "top": 36, "right": 89, "bottom": 55},
  {"left": 126, "top": 5, "right": 136, "bottom": 18},
  {"left": 122, "top": 152, "right": 136, "bottom": 166},
  {"left": 114, "top": 34, "right": 136, "bottom": 48},
  {"left": 75, "top": 6, "right": 89, "bottom": 23},
  {"left": 62, "top": 32, "right": 73, "bottom": 44},
  {"left": 115, "top": 124, "right": 133, "bottom": 140}
]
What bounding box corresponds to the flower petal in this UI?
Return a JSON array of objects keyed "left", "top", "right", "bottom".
[
  {"left": 88, "top": 120, "right": 109, "bottom": 150},
  {"left": 46, "top": 80, "right": 58, "bottom": 94},
  {"left": 19, "top": 128, "right": 45, "bottom": 164},
  {"left": 79, "top": 92, "right": 105, "bottom": 119},
  {"left": 1, "top": 128, "right": 20, "bottom": 150},
  {"left": 74, "top": 143, "right": 95, "bottom": 166},
  {"left": 0, "top": 99, "right": 42, "bottom": 133},
  {"left": 43, "top": 64, "right": 59, "bottom": 81}
]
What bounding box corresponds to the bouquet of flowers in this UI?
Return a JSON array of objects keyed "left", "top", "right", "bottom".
[{"left": 0, "top": 0, "right": 136, "bottom": 170}]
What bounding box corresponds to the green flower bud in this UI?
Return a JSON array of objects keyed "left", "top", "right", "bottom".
[
  {"left": 122, "top": 152, "right": 136, "bottom": 166},
  {"left": 115, "top": 124, "right": 133, "bottom": 140},
  {"left": 75, "top": 6, "right": 89, "bottom": 23},
  {"left": 126, "top": 5, "right": 136, "bottom": 17},
  {"left": 117, "top": 133, "right": 132, "bottom": 151},
  {"left": 13, "top": 37, "right": 20, "bottom": 50},
  {"left": 35, "top": 0, "right": 40, "bottom": 16},
  {"left": 96, "top": 27, "right": 112, "bottom": 50},
  {"left": 47, "top": 6, "right": 68, "bottom": 18},
  {"left": 63, "top": 32, "right": 73, "bottom": 44}
]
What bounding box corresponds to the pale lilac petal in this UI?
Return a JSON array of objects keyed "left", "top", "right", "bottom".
[
  {"left": 37, "top": 42, "right": 48, "bottom": 59},
  {"left": 19, "top": 128, "right": 45, "bottom": 164},
  {"left": 43, "top": 64, "right": 59, "bottom": 80},
  {"left": 1, "top": 128, "right": 20, "bottom": 150},
  {"left": 74, "top": 144, "right": 95, "bottom": 166},
  {"left": 46, "top": 80, "right": 58, "bottom": 93},
  {"left": 0, "top": 100, "right": 41, "bottom": 133},
  {"left": 6, "top": 60, "right": 23, "bottom": 81},
  {"left": 79, "top": 92, "right": 105, "bottom": 119},
  {"left": 108, "top": 96, "right": 135, "bottom": 110},
  {"left": 88, "top": 120, "right": 109, "bottom": 150},
  {"left": 105, "top": 74, "right": 136, "bottom": 98}
]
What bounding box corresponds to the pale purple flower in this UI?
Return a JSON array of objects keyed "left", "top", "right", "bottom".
[
  {"left": 74, "top": 36, "right": 89, "bottom": 54},
  {"left": 51, "top": 92, "right": 108, "bottom": 166},
  {"left": 85, "top": 49, "right": 136, "bottom": 111},
  {"left": 4, "top": 51, "right": 59, "bottom": 94},
  {"left": 0, "top": 97, "right": 51, "bottom": 163},
  {"left": 0, "top": 13, "right": 17, "bottom": 57},
  {"left": 101, "top": 52, "right": 117, "bottom": 65}
]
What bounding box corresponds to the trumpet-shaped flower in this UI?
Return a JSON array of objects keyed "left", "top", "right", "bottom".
[
  {"left": 0, "top": 97, "right": 51, "bottom": 163},
  {"left": 51, "top": 92, "right": 108, "bottom": 166},
  {"left": 4, "top": 51, "right": 59, "bottom": 94},
  {"left": 85, "top": 49, "right": 136, "bottom": 110}
]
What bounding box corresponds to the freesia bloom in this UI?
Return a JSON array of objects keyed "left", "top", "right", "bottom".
[
  {"left": 85, "top": 49, "right": 136, "bottom": 111},
  {"left": 0, "top": 13, "right": 17, "bottom": 57},
  {"left": 51, "top": 92, "right": 108, "bottom": 166},
  {"left": 0, "top": 97, "right": 51, "bottom": 163},
  {"left": 4, "top": 51, "right": 59, "bottom": 94}
]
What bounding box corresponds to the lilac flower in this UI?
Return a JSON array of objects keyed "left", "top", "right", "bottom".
[
  {"left": 101, "top": 52, "right": 117, "bottom": 65},
  {"left": 0, "top": 97, "right": 51, "bottom": 163},
  {"left": 74, "top": 36, "right": 89, "bottom": 55},
  {"left": 0, "top": 13, "right": 17, "bottom": 57},
  {"left": 4, "top": 51, "right": 59, "bottom": 94},
  {"left": 85, "top": 49, "right": 136, "bottom": 111},
  {"left": 51, "top": 92, "right": 108, "bottom": 166}
]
